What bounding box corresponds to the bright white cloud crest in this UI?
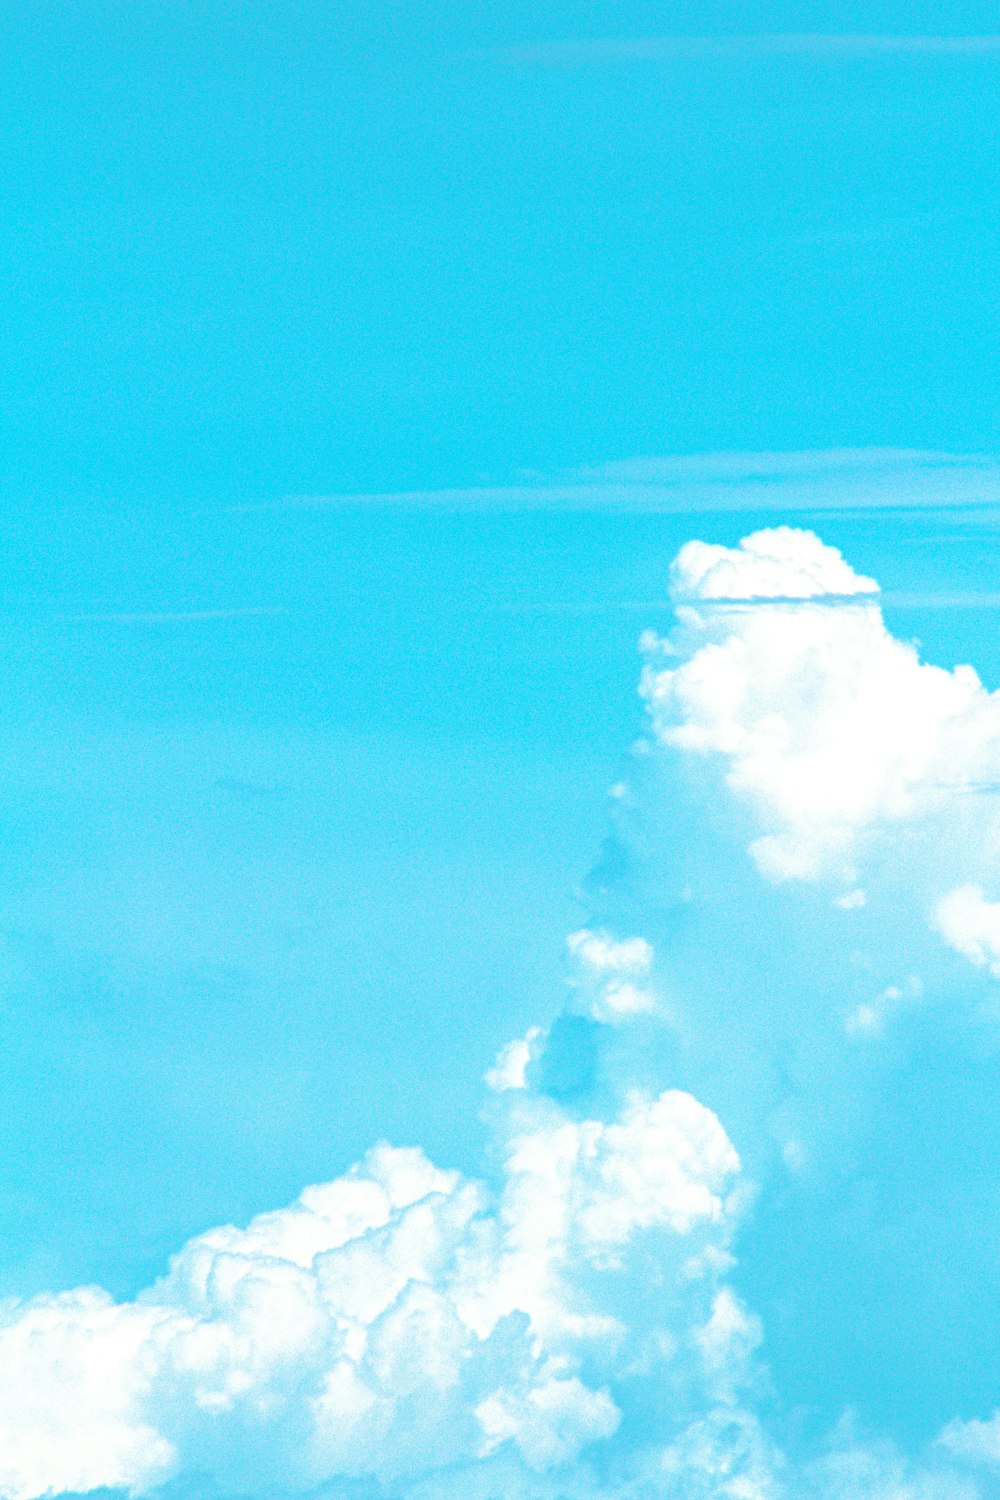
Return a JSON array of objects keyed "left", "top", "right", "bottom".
[
  {"left": 566, "top": 928, "right": 658, "bottom": 1021},
  {"left": 669, "top": 526, "right": 879, "bottom": 602},
  {"left": 934, "top": 884, "right": 1000, "bottom": 977},
  {"left": 644, "top": 529, "right": 1000, "bottom": 884},
  {"left": 6, "top": 526, "right": 1000, "bottom": 1499}
]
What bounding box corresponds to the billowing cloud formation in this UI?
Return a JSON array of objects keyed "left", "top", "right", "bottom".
[
  {"left": 0, "top": 1096, "right": 746, "bottom": 1498},
  {"left": 642, "top": 530, "right": 1000, "bottom": 885},
  {"left": 7, "top": 526, "right": 1000, "bottom": 1499},
  {"left": 669, "top": 526, "right": 879, "bottom": 602}
]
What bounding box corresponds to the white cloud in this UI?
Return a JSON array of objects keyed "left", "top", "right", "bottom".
[
  {"left": 802, "top": 1426, "right": 982, "bottom": 1500},
  {"left": 476, "top": 1376, "right": 620, "bottom": 1469},
  {"left": 0, "top": 1292, "right": 173, "bottom": 1500},
  {"left": 641, "top": 529, "right": 1000, "bottom": 885},
  {"left": 566, "top": 930, "right": 653, "bottom": 974},
  {"left": 933, "top": 884, "right": 1000, "bottom": 977},
  {"left": 938, "top": 1410, "right": 1000, "bottom": 1467},
  {"left": 593, "top": 980, "right": 657, "bottom": 1019},
  {"left": 567, "top": 929, "right": 658, "bottom": 1023},
  {"left": 485, "top": 1026, "right": 543, "bottom": 1091},
  {"left": 12, "top": 523, "right": 1000, "bottom": 1500},
  {"left": 0, "top": 1094, "right": 743, "bottom": 1498},
  {"left": 669, "top": 527, "right": 878, "bottom": 602},
  {"left": 658, "top": 1406, "right": 782, "bottom": 1500}
]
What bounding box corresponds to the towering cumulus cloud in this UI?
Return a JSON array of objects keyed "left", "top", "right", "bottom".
[{"left": 6, "top": 528, "right": 1000, "bottom": 1498}]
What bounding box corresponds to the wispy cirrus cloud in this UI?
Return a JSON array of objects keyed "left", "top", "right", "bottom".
[
  {"left": 497, "top": 33, "right": 1000, "bottom": 66},
  {"left": 258, "top": 448, "right": 1000, "bottom": 517},
  {"left": 63, "top": 606, "right": 285, "bottom": 626}
]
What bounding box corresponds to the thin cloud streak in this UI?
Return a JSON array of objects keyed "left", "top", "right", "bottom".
[
  {"left": 254, "top": 449, "right": 1000, "bottom": 516},
  {"left": 63, "top": 606, "right": 285, "bottom": 626},
  {"left": 498, "top": 34, "right": 1000, "bottom": 66}
]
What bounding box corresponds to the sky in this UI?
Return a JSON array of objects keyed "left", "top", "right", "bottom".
[{"left": 6, "top": 3, "right": 1000, "bottom": 1498}]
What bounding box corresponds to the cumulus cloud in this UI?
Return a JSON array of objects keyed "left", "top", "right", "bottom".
[
  {"left": 0, "top": 1096, "right": 746, "bottom": 1498},
  {"left": 933, "top": 884, "right": 1000, "bottom": 977},
  {"left": 641, "top": 529, "right": 1000, "bottom": 885},
  {"left": 10, "top": 524, "right": 1000, "bottom": 1500},
  {"left": 0, "top": 1292, "right": 173, "bottom": 1499},
  {"left": 669, "top": 526, "right": 879, "bottom": 602},
  {"left": 566, "top": 929, "right": 658, "bottom": 1022},
  {"left": 484, "top": 1026, "right": 544, "bottom": 1091},
  {"left": 939, "top": 1412, "right": 1000, "bottom": 1468}
]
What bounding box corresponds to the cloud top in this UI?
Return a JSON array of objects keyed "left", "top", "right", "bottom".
[
  {"left": 643, "top": 530, "right": 1000, "bottom": 881},
  {"left": 669, "top": 527, "right": 878, "bottom": 601}
]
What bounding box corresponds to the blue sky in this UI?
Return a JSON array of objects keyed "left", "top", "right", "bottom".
[
  {"left": 6, "top": 5, "right": 1000, "bottom": 1499},
  {"left": 6, "top": 1, "right": 1000, "bottom": 500}
]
